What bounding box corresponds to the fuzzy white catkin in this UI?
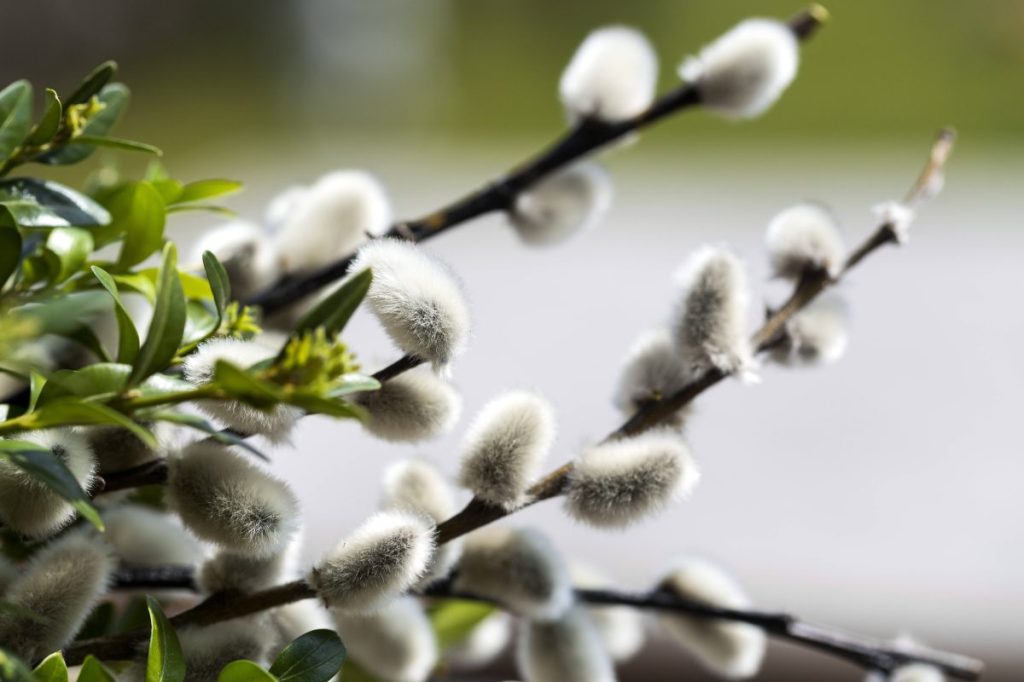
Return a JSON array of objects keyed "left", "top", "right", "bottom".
[
  {"left": 458, "top": 391, "right": 556, "bottom": 508},
  {"left": 874, "top": 200, "right": 916, "bottom": 244},
  {"left": 177, "top": 619, "right": 273, "bottom": 682},
  {"left": 559, "top": 26, "right": 658, "bottom": 123},
  {"left": 613, "top": 328, "right": 693, "bottom": 424},
  {"left": 264, "top": 185, "right": 309, "bottom": 233},
  {"left": 0, "top": 532, "right": 114, "bottom": 660},
  {"left": 199, "top": 541, "right": 299, "bottom": 594},
  {"left": 0, "top": 555, "right": 17, "bottom": 594},
  {"left": 445, "top": 611, "right": 513, "bottom": 671},
  {"left": 679, "top": 18, "right": 799, "bottom": 119},
  {"left": 182, "top": 337, "right": 301, "bottom": 442},
  {"left": 516, "top": 607, "right": 617, "bottom": 682},
  {"left": 570, "top": 562, "right": 646, "bottom": 662},
  {"left": 0, "top": 428, "right": 97, "bottom": 538},
  {"left": 103, "top": 505, "right": 203, "bottom": 567},
  {"left": 671, "top": 246, "right": 753, "bottom": 376},
  {"left": 82, "top": 422, "right": 169, "bottom": 474},
  {"left": 454, "top": 526, "right": 572, "bottom": 621},
  {"left": 565, "top": 430, "right": 699, "bottom": 529},
  {"left": 272, "top": 170, "right": 391, "bottom": 274},
  {"left": 658, "top": 558, "right": 766, "bottom": 679},
  {"left": 311, "top": 510, "right": 435, "bottom": 613},
  {"left": 886, "top": 664, "right": 946, "bottom": 682},
  {"left": 166, "top": 442, "right": 300, "bottom": 559},
  {"left": 771, "top": 294, "right": 849, "bottom": 366},
  {"left": 765, "top": 203, "right": 845, "bottom": 278},
  {"left": 509, "top": 163, "right": 612, "bottom": 246},
  {"left": 191, "top": 220, "right": 282, "bottom": 301},
  {"left": 349, "top": 239, "right": 471, "bottom": 370},
  {"left": 333, "top": 596, "right": 438, "bottom": 682},
  {"left": 268, "top": 600, "right": 334, "bottom": 653},
  {"left": 380, "top": 459, "right": 460, "bottom": 587},
  {"left": 353, "top": 368, "right": 462, "bottom": 443}
]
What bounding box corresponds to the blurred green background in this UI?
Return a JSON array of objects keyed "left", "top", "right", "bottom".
[{"left": 6, "top": 0, "right": 1022, "bottom": 162}]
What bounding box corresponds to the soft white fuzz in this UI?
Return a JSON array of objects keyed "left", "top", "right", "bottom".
[
  {"left": 613, "top": 328, "right": 692, "bottom": 423},
  {"left": 349, "top": 239, "right": 471, "bottom": 370},
  {"left": 765, "top": 203, "right": 845, "bottom": 278},
  {"left": 0, "top": 555, "right": 17, "bottom": 594},
  {"left": 510, "top": 162, "right": 612, "bottom": 246},
  {"left": 458, "top": 391, "right": 556, "bottom": 508},
  {"left": 565, "top": 430, "right": 699, "bottom": 529},
  {"left": 264, "top": 185, "right": 310, "bottom": 233},
  {"left": 658, "top": 558, "right": 766, "bottom": 678},
  {"left": 178, "top": 619, "right": 272, "bottom": 682},
  {"left": 0, "top": 532, "right": 114, "bottom": 660},
  {"left": 192, "top": 220, "right": 282, "bottom": 301},
  {"left": 671, "top": 246, "right": 753, "bottom": 376},
  {"left": 166, "top": 442, "right": 300, "bottom": 558},
  {"left": 268, "top": 600, "right": 334, "bottom": 653},
  {"left": 560, "top": 26, "right": 658, "bottom": 123},
  {"left": 570, "top": 562, "right": 645, "bottom": 662},
  {"left": 454, "top": 526, "right": 572, "bottom": 621},
  {"left": 380, "top": 459, "right": 460, "bottom": 586},
  {"left": 679, "top": 19, "right": 799, "bottom": 119},
  {"left": 272, "top": 170, "right": 391, "bottom": 273},
  {"left": 103, "top": 505, "right": 202, "bottom": 566},
  {"left": 83, "top": 423, "right": 166, "bottom": 474},
  {"left": 332, "top": 596, "right": 438, "bottom": 682},
  {"left": 886, "top": 664, "right": 946, "bottom": 682},
  {"left": 354, "top": 368, "right": 462, "bottom": 443},
  {"left": 516, "top": 607, "right": 617, "bottom": 682},
  {"left": 445, "top": 611, "right": 513, "bottom": 670},
  {"left": 0, "top": 428, "right": 97, "bottom": 538},
  {"left": 199, "top": 540, "right": 299, "bottom": 594},
  {"left": 183, "top": 337, "right": 301, "bottom": 442},
  {"left": 771, "top": 295, "right": 849, "bottom": 366},
  {"left": 311, "top": 510, "right": 435, "bottom": 613},
  {"left": 874, "top": 200, "right": 916, "bottom": 244}
]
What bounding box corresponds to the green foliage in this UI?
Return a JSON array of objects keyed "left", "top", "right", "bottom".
[
  {"left": 76, "top": 656, "right": 117, "bottom": 682},
  {"left": 269, "top": 629, "right": 346, "bottom": 682},
  {"left": 216, "top": 661, "right": 278, "bottom": 682},
  {"left": 0, "top": 439, "right": 103, "bottom": 530},
  {"left": 128, "top": 243, "right": 185, "bottom": 386},
  {"left": 146, "top": 596, "right": 185, "bottom": 682},
  {"left": 0, "top": 648, "right": 33, "bottom": 681},
  {"left": 290, "top": 269, "right": 372, "bottom": 341},
  {"left": 32, "top": 652, "right": 69, "bottom": 682},
  {"left": 428, "top": 599, "right": 497, "bottom": 651}
]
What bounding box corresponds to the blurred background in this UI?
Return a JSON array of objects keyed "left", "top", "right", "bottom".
[{"left": 6, "top": 1, "right": 1022, "bottom": 679}]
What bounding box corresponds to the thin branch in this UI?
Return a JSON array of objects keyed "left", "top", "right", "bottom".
[
  {"left": 242, "top": 8, "right": 827, "bottom": 317},
  {"left": 99, "top": 566, "right": 983, "bottom": 679}
]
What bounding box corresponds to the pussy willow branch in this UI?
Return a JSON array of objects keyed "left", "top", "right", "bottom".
[
  {"left": 78, "top": 130, "right": 957, "bottom": 657},
  {"left": 94, "top": 565, "right": 982, "bottom": 679},
  {"left": 243, "top": 7, "right": 827, "bottom": 317}
]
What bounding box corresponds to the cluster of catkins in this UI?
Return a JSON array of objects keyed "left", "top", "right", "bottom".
[{"left": 0, "top": 12, "right": 943, "bottom": 682}]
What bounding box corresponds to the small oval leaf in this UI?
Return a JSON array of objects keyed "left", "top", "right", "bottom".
[
  {"left": 146, "top": 596, "right": 185, "bottom": 682},
  {"left": 269, "top": 629, "right": 346, "bottom": 682}
]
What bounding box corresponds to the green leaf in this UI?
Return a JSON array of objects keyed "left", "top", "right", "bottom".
[
  {"left": 326, "top": 374, "right": 381, "bottom": 398},
  {"left": 0, "top": 178, "right": 111, "bottom": 227},
  {"left": 76, "top": 600, "right": 117, "bottom": 640},
  {"left": 203, "top": 251, "right": 231, "bottom": 318},
  {"left": 269, "top": 629, "right": 346, "bottom": 682},
  {"left": 137, "top": 267, "right": 213, "bottom": 302},
  {"left": 28, "top": 371, "right": 46, "bottom": 412},
  {"left": 114, "top": 182, "right": 166, "bottom": 269},
  {"left": 216, "top": 661, "right": 277, "bottom": 682},
  {"left": 76, "top": 656, "right": 117, "bottom": 682},
  {"left": 0, "top": 208, "right": 21, "bottom": 287},
  {"left": 165, "top": 204, "right": 236, "bottom": 217},
  {"left": 40, "top": 83, "right": 129, "bottom": 166},
  {"left": 0, "top": 80, "right": 32, "bottom": 163},
  {"left": 38, "top": 363, "right": 132, "bottom": 404},
  {"left": 290, "top": 269, "right": 372, "bottom": 343},
  {"left": 22, "top": 399, "right": 156, "bottom": 450},
  {"left": 11, "top": 292, "right": 108, "bottom": 335},
  {"left": 110, "top": 271, "right": 156, "bottom": 301},
  {"left": 0, "top": 648, "right": 33, "bottom": 682},
  {"left": 60, "top": 324, "right": 112, "bottom": 363},
  {"left": 74, "top": 135, "right": 161, "bottom": 156},
  {"left": 149, "top": 179, "right": 183, "bottom": 204},
  {"left": 172, "top": 179, "right": 242, "bottom": 205},
  {"left": 32, "top": 652, "right": 69, "bottom": 682},
  {"left": 283, "top": 393, "right": 363, "bottom": 420},
  {"left": 336, "top": 661, "right": 381, "bottom": 682},
  {"left": 0, "top": 439, "right": 103, "bottom": 531},
  {"left": 92, "top": 266, "right": 141, "bottom": 365},
  {"left": 429, "top": 599, "right": 497, "bottom": 650},
  {"left": 143, "top": 411, "right": 268, "bottom": 461},
  {"left": 129, "top": 243, "right": 185, "bottom": 386},
  {"left": 65, "top": 61, "right": 117, "bottom": 106},
  {"left": 46, "top": 227, "right": 94, "bottom": 281},
  {"left": 28, "top": 88, "right": 62, "bottom": 146},
  {"left": 146, "top": 596, "right": 185, "bottom": 682},
  {"left": 212, "top": 360, "right": 282, "bottom": 408},
  {"left": 183, "top": 301, "right": 218, "bottom": 345}
]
